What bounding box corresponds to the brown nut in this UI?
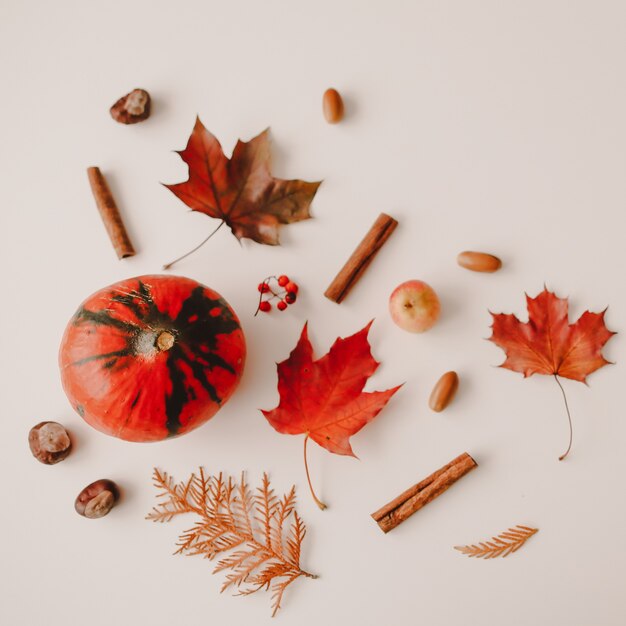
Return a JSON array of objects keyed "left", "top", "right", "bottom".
[
  {"left": 28, "top": 421, "right": 71, "bottom": 465},
  {"left": 429, "top": 371, "right": 459, "bottom": 412},
  {"left": 322, "top": 88, "right": 344, "bottom": 124},
  {"left": 110, "top": 88, "right": 151, "bottom": 124},
  {"left": 75, "top": 479, "right": 120, "bottom": 519},
  {"left": 457, "top": 251, "right": 502, "bottom": 273}
]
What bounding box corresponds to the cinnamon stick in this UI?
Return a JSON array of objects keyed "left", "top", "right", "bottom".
[
  {"left": 324, "top": 212, "right": 397, "bottom": 303},
  {"left": 371, "top": 452, "right": 477, "bottom": 533},
  {"left": 87, "top": 167, "right": 135, "bottom": 259}
]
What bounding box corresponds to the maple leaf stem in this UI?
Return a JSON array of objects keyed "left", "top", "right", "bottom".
[
  {"left": 162, "top": 220, "right": 225, "bottom": 270},
  {"left": 303, "top": 435, "right": 327, "bottom": 511},
  {"left": 554, "top": 375, "right": 573, "bottom": 461}
]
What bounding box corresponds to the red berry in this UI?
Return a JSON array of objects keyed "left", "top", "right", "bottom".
[
  {"left": 257, "top": 282, "right": 270, "bottom": 293},
  {"left": 277, "top": 300, "right": 288, "bottom": 311},
  {"left": 277, "top": 275, "right": 289, "bottom": 287},
  {"left": 285, "top": 281, "right": 298, "bottom": 294},
  {"left": 285, "top": 292, "right": 297, "bottom": 304},
  {"left": 259, "top": 301, "right": 272, "bottom": 312}
]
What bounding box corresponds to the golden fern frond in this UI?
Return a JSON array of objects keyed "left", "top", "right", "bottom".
[
  {"left": 206, "top": 532, "right": 247, "bottom": 557},
  {"left": 254, "top": 473, "right": 279, "bottom": 548},
  {"left": 148, "top": 468, "right": 317, "bottom": 616},
  {"left": 189, "top": 467, "right": 212, "bottom": 513},
  {"left": 174, "top": 521, "right": 207, "bottom": 554},
  {"left": 147, "top": 475, "right": 193, "bottom": 522},
  {"left": 271, "top": 486, "right": 297, "bottom": 557},
  {"left": 150, "top": 468, "right": 178, "bottom": 502},
  {"left": 178, "top": 473, "right": 196, "bottom": 503},
  {"left": 270, "top": 571, "right": 302, "bottom": 617},
  {"left": 286, "top": 511, "right": 306, "bottom": 567},
  {"left": 180, "top": 526, "right": 232, "bottom": 557},
  {"left": 221, "top": 553, "right": 271, "bottom": 592},
  {"left": 234, "top": 474, "right": 255, "bottom": 537},
  {"left": 147, "top": 469, "right": 203, "bottom": 522},
  {"left": 214, "top": 546, "right": 262, "bottom": 574},
  {"left": 455, "top": 525, "right": 538, "bottom": 559},
  {"left": 247, "top": 562, "right": 291, "bottom": 589}
]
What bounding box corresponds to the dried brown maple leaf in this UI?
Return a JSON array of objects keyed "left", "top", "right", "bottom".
[
  {"left": 262, "top": 322, "right": 402, "bottom": 509},
  {"left": 489, "top": 287, "right": 615, "bottom": 460},
  {"left": 455, "top": 525, "right": 538, "bottom": 559},
  {"left": 163, "top": 118, "right": 321, "bottom": 268},
  {"left": 147, "top": 468, "right": 316, "bottom": 617}
]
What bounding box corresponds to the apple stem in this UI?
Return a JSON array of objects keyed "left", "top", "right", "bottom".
[
  {"left": 554, "top": 375, "right": 573, "bottom": 461},
  {"left": 303, "top": 435, "right": 327, "bottom": 510},
  {"left": 162, "top": 220, "right": 225, "bottom": 270}
]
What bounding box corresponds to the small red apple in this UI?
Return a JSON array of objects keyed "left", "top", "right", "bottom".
[{"left": 389, "top": 280, "right": 440, "bottom": 333}]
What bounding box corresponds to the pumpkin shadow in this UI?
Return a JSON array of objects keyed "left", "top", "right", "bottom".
[{"left": 62, "top": 419, "right": 91, "bottom": 465}]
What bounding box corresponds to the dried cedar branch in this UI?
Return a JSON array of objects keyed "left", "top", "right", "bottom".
[
  {"left": 454, "top": 525, "right": 538, "bottom": 559},
  {"left": 147, "top": 468, "right": 316, "bottom": 616}
]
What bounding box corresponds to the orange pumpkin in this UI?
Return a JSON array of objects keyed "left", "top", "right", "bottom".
[{"left": 59, "top": 275, "right": 246, "bottom": 442}]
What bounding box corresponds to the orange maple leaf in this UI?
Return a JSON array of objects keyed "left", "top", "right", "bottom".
[
  {"left": 163, "top": 118, "right": 321, "bottom": 268},
  {"left": 262, "top": 322, "right": 402, "bottom": 509},
  {"left": 489, "top": 287, "right": 615, "bottom": 460}
]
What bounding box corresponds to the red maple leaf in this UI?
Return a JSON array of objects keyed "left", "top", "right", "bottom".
[
  {"left": 163, "top": 118, "right": 321, "bottom": 268},
  {"left": 489, "top": 287, "right": 615, "bottom": 460},
  {"left": 262, "top": 322, "right": 401, "bottom": 509}
]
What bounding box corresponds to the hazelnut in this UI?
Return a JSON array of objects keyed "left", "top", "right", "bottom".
[
  {"left": 322, "top": 88, "right": 344, "bottom": 124},
  {"left": 28, "top": 421, "right": 71, "bottom": 465},
  {"left": 110, "top": 88, "right": 151, "bottom": 124},
  {"left": 75, "top": 479, "right": 120, "bottom": 519}
]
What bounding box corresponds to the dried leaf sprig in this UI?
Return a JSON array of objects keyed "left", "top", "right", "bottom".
[
  {"left": 147, "top": 468, "right": 317, "bottom": 616},
  {"left": 455, "top": 525, "right": 538, "bottom": 559}
]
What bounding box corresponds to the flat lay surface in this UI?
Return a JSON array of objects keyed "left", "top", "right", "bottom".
[{"left": 1, "top": 1, "right": 625, "bottom": 624}]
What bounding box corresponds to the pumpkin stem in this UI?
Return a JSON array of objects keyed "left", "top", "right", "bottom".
[
  {"left": 554, "top": 375, "right": 573, "bottom": 461},
  {"left": 156, "top": 331, "right": 175, "bottom": 351},
  {"left": 162, "top": 220, "right": 225, "bottom": 270},
  {"left": 303, "top": 435, "right": 327, "bottom": 510}
]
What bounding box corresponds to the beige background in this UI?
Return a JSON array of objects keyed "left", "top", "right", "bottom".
[{"left": 1, "top": 1, "right": 625, "bottom": 624}]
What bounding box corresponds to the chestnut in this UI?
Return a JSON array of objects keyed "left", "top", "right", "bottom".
[
  {"left": 28, "top": 421, "right": 72, "bottom": 465},
  {"left": 75, "top": 479, "right": 120, "bottom": 519},
  {"left": 110, "top": 88, "right": 151, "bottom": 124}
]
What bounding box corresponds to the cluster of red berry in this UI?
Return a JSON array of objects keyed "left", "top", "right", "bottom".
[{"left": 255, "top": 275, "right": 299, "bottom": 314}]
